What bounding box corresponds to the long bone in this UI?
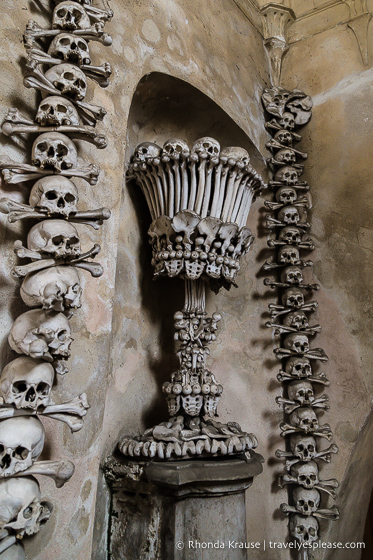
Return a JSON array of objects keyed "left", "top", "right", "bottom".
[
  {"left": 276, "top": 443, "right": 339, "bottom": 468},
  {"left": 274, "top": 347, "right": 328, "bottom": 361},
  {"left": 27, "top": 48, "right": 112, "bottom": 87},
  {"left": 0, "top": 156, "right": 99, "bottom": 186},
  {"left": 266, "top": 215, "right": 310, "bottom": 229},
  {"left": 262, "top": 259, "right": 313, "bottom": 270},
  {"left": 276, "top": 394, "right": 330, "bottom": 414},
  {"left": 264, "top": 278, "right": 320, "bottom": 292},
  {"left": 277, "top": 370, "right": 330, "bottom": 385},
  {"left": 229, "top": 174, "right": 250, "bottom": 224},
  {"left": 269, "top": 180, "right": 309, "bottom": 190},
  {"left": 220, "top": 160, "right": 243, "bottom": 222},
  {"left": 2, "top": 122, "right": 106, "bottom": 150},
  {"left": 24, "top": 20, "right": 112, "bottom": 48},
  {"left": 279, "top": 421, "right": 333, "bottom": 440},
  {"left": 75, "top": 3, "right": 114, "bottom": 24},
  {"left": 0, "top": 394, "right": 89, "bottom": 433},
  {"left": 281, "top": 503, "right": 340, "bottom": 520},
  {"left": 268, "top": 302, "right": 318, "bottom": 319},
  {"left": 24, "top": 66, "right": 106, "bottom": 125},
  {"left": 187, "top": 153, "right": 199, "bottom": 210},
  {"left": 201, "top": 156, "right": 220, "bottom": 218},
  {"left": 210, "top": 158, "right": 227, "bottom": 217},
  {"left": 15, "top": 459, "right": 74, "bottom": 488},
  {"left": 266, "top": 138, "right": 307, "bottom": 158},
  {"left": 151, "top": 158, "right": 169, "bottom": 216},
  {"left": 279, "top": 473, "right": 339, "bottom": 499},
  {"left": 264, "top": 197, "right": 310, "bottom": 211},
  {"left": 0, "top": 537, "right": 17, "bottom": 555},
  {"left": 12, "top": 243, "right": 103, "bottom": 278},
  {"left": 160, "top": 156, "right": 175, "bottom": 214},
  {"left": 265, "top": 320, "right": 321, "bottom": 337},
  {"left": 265, "top": 120, "right": 302, "bottom": 139},
  {"left": 143, "top": 165, "right": 161, "bottom": 217},
  {"left": 130, "top": 165, "right": 156, "bottom": 220},
  {"left": 194, "top": 153, "right": 208, "bottom": 215},
  {"left": 162, "top": 157, "right": 175, "bottom": 217},
  {"left": 267, "top": 236, "right": 315, "bottom": 250}
]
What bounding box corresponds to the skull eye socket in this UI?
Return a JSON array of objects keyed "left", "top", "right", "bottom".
[
  {"left": 37, "top": 382, "right": 50, "bottom": 395},
  {"left": 299, "top": 475, "right": 306, "bottom": 482},
  {"left": 56, "top": 143, "right": 68, "bottom": 158},
  {"left": 296, "top": 525, "right": 304, "bottom": 534},
  {"left": 298, "top": 500, "right": 305, "bottom": 506},
  {"left": 36, "top": 142, "right": 48, "bottom": 153},
  {"left": 310, "top": 474, "right": 317, "bottom": 481},
  {"left": 309, "top": 528, "right": 316, "bottom": 536},
  {"left": 56, "top": 8, "right": 67, "bottom": 18},
  {"left": 297, "top": 444, "right": 304, "bottom": 451},
  {"left": 56, "top": 104, "right": 68, "bottom": 113},
  {"left": 59, "top": 37, "right": 71, "bottom": 46},
  {"left": 13, "top": 381, "right": 28, "bottom": 393},
  {"left": 309, "top": 501, "right": 315, "bottom": 507},
  {"left": 78, "top": 41, "right": 88, "bottom": 51},
  {"left": 65, "top": 193, "right": 76, "bottom": 203},
  {"left": 13, "top": 446, "right": 29, "bottom": 460},
  {"left": 46, "top": 190, "right": 58, "bottom": 200},
  {"left": 39, "top": 103, "right": 51, "bottom": 112},
  {"left": 67, "top": 235, "right": 79, "bottom": 247},
  {"left": 52, "top": 235, "right": 66, "bottom": 246},
  {"left": 57, "top": 329, "right": 68, "bottom": 341},
  {"left": 23, "top": 506, "right": 34, "bottom": 519},
  {"left": 308, "top": 445, "right": 315, "bottom": 453}
]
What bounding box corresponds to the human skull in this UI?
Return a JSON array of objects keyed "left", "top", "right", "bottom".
[
  {"left": 0, "top": 477, "right": 52, "bottom": 538},
  {"left": 191, "top": 137, "right": 220, "bottom": 158},
  {"left": 291, "top": 460, "right": 319, "bottom": 488},
  {"left": 284, "top": 333, "right": 310, "bottom": 354},
  {"left": 279, "top": 226, "right": 302, "bottom": 245},
  {"left": 0, "top": 417, "right": 44, "bottom": 476},
  {"left": 275, "top": 166, "right": 299, "bottom": 185},
  {"left": 278, "top": 111, "right": 295, "bottom": 130},
  {"left": 290, "top": 407, "right": 318, "bottom": 433},
  {"left": 262, "top": 86, "right": 290, "bottom": 117},
  {"left": 8, "top": 309, "right": 73, "bottom": 361},
  {"left": 278, "top": 245, "right": 300, "bottom": 265},
  {"left": 293, "top": 487, "right": 320, "bottom": 515},
  {"left": 290, "top": 434, "right": 317, "bottom": 462},
  {"left": 278, "top": 206, "right": 300, "bottom": 225},
  {"left": 29, "top": 176, "right": 79, "bottom": 217},
  {"left": 28, "top": 220, "right": 81, "bottom": 259},
  {"left": 274, "top": 130, "right": 293, "bottom": 147},
  {"left": 35, "top": 96, "right": 80, "bottom": 127},
  {"left": 288, "top": 380, "right": 314, "bottom": 405},
  {"left": 162, "top": 138, "right": 190, "bottom": 160},
  {"left": 285, "top": 357, "right": 313, "bottom": 378},
  {"left": 276, "top": 186, "right": 297, "bottom": 205},
  {"left": 282, "top": 287, "right": 305, "bottom": 308},
  {"left": 48, "top": 33, "right": 90, "bottom": 66},
  {"left": 45, "top": 63, "right": 87, "bottom": 100},
  {"left": 289, "top": 513, "right": 319, "bottom": 544},
  {"left": 52, "top": 1, "right": 91, "bottom": 30},
  {"left": 274, "top": 148, "right": 296, "bottom": 165},
  {"left": 0, "top": 543, "right": 26, "bottom": 560},
  {"left": 0, "top": 357, "right": 54, "bottom": 410},
  {"left": 281, "top": 265, "right": 303, "bottom": 284},
  {"left": 220, "top": 146, "right": 250, "bottom": 165},
  {"left": 32, "top": 132, "right": 77, "bottom": 172},
  {"left": 133, "top": 142, "right": 162, "bottom": 162},
  {"left": 283, "top": 310, "right": 309, "bottom": 329},
  {"left": 21, "top": 266, "right": 82, "bottom": 311}
]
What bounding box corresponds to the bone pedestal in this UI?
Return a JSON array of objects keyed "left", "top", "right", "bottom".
[{"left": 106, "top": 452, "right": 263, "bottom": 560}]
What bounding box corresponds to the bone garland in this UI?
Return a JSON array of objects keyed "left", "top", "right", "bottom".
[
  {"left": 262, "top": 86, "right": 339, "bottom": 560},
  {"left": 119, "top": 279, "right": 258, "bottom": 460},
  {"left": 0, "top": 0, "right": 113, "bottom": 555}
]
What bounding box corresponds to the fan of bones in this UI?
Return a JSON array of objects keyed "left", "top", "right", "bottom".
[
  {"left": 262, "top": 85, "right": 340, "bottom": 558},
  {"left": 0, "top": 0, "right": 113, "bottom": 555}
]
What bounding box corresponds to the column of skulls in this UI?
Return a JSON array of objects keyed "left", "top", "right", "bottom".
[
  {"left": 0, "top": 1, "right": 113, "bottom": 557},
  {"left": 119, "top": 138, "right": 265, "bottom": 460},
  {"left": 261, "top": 87, "right": 340, "bottom": 559}
]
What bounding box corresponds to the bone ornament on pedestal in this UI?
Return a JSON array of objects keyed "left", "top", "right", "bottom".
[
  {"left": 119, "top": 138, "right": 265, "bottom": 460},
  {"left": 262, "top": 86, "right": 339, "bottom": 559},
  {"left": 0, "top": 2, "right": 113, "bottom": 554}
]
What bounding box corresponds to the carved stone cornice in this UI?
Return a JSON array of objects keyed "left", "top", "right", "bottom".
[{"left": 233, "top": 0, "right": 372, "bottom": 71}]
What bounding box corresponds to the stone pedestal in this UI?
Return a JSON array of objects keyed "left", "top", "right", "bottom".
[{"left": 105, "top": 452, "right": 263, "bottom": 560}]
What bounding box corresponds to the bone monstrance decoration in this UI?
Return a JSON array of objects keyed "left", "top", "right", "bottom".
[
  {"left": 0, "top": 0, "right": 113, "bottom": 556},
  {"left": 118, "top": 137, "right": 265, "bottom": 460},
  {"left": 262, "top": 86, "right": 340, "bottom": 559}
]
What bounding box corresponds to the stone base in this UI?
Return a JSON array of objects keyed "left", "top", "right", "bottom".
[{"left": 105, "top": 451, "right": 263, "bottom": 560}]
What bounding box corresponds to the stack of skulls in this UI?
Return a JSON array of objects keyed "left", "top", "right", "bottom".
[
  {"left": 261, "top": 86, "right": 340, "bottom": 558},
  {"left": 0, "top": 0, "right": 113, "bottom": 556},
  {"left": 128, "top": 137, "right": 266, "bottom": 291}
]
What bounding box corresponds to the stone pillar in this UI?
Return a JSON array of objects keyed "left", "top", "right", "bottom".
[{"left": 105, "top": 452, "right": 263, "bottom": 560}]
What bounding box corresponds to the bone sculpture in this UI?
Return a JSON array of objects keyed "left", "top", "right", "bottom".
[
  {"left": 0, "top": 0, "right": 112, "bottom": 554},
  {"left": 262, "top": 86, "right": 339, "bottom": 559},
  {"left": 119, "top": 138, "right": 265, "bottom": 460}
]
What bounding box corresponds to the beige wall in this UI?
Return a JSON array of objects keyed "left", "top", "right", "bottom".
[{"left": 0, "top": 0, "right": 372, "bottom": 559}]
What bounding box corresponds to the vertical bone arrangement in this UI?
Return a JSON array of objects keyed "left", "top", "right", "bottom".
[
  {"left": 0, "top": 1, "right": 112, "bottom": 556},
  {"left": 262, "top": 87, "right": 340, "bottom": 557},
  {"left": 119, "top": 138, "right": 265, "bottom": 460}
]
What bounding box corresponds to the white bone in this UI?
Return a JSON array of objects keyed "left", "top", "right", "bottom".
[{"left": 16, "top": 459, "right": 74, "bottom": 488}]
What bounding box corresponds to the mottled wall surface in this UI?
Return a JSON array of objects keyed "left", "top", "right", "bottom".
[{"left": 0, "top": 1, "right": 372, "bottom": 559}]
